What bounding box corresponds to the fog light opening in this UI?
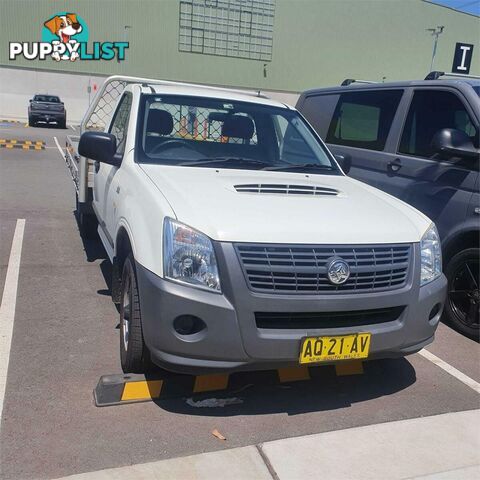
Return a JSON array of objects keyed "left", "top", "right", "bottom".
[
  {"left": 173, "top": 315, "right": 206, "bottom": 335},
  {"left": 429, "top": 303, "right": 441, "bottom": 320}
]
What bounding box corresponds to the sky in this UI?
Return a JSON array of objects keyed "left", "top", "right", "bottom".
[{"left": 429, "top": 0, "right": 480, "bottom": 16}]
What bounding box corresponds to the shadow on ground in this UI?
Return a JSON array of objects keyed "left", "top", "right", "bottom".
[
  {"left": 154, "top": 358, "right": 417, "bottom": 417},
  {"left": 73, "top": 211, "right": 118, "bottom": 311}
]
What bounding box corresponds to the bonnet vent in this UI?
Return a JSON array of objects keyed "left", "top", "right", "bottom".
[{"left": 234, "top": 184, "right": 339, "bottom": 196}]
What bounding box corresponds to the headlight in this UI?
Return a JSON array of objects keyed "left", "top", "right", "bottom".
[
  {"left": 420, "top": 223, "right": 442, "bottom": 286},
  {"left": 163, "top": 218, "right": 221, "bottom": 292}
]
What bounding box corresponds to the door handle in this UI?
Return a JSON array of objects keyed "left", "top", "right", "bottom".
[
  {"left": 94, "top": 161, "right": 100, "bottom": 173},
  {"left": 388, "top": 158, "right": 402, "bottom": 173}
]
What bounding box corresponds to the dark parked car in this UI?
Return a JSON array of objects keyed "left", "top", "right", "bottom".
[
  {"left": 297, "top": 72, "right": 480, "bottom": 338},
  {"left": 28, "top": 94, "right": 66, "bottom": 128}
]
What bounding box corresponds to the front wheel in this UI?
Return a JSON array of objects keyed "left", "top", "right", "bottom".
[
  {"left": 119, "top": 254, "right": 152, "bottom": 373},
  {"left": 444, "top": 248, "right": 479, "bottom": 339}
]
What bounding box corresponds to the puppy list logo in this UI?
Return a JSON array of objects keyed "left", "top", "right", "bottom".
[{"left": 9, "top": 12, "right": 129, "bottom": 62}]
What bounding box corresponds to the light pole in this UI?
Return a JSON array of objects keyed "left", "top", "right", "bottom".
[{"left": 426, "top": 26, "right": 445, "bottom": 72}]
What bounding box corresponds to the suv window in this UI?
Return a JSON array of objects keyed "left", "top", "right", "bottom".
[
  {"left": 399, "top": 89, "right": 479, "bottom": 157},
  {"left": 109, "top": 93, "right": 132, "bottom": 155},
  {"left": 33, "top": 95, "right": 60, "bottom": 103},
  {"left": 326, "top": 90, "right": 403, "bottom": 151},
  {"left": 298, "top": 94, "right": 340, "bottom": 138}
]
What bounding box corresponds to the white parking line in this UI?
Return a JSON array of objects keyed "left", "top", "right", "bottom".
[
  {"left": 419, "top": 349, "right": 480, "bottom": 394},
  {"left": 69, "top": 124, "right": 76, "bottom": 131},
  {"left": 0, "top": 219, "right": 26, "bottom": 423},
  {"left": 53, "top": 136, "right": 64, "bottom": 158}
]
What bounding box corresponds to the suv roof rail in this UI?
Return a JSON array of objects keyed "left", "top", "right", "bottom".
[
  {"left": 341, "top": 78, "right": 378, "bottom": 86},
  {"left": 425, "top": 71, "right": 480, "bottom": 80}
]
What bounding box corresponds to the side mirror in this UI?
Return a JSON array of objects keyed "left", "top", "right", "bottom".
[
  {"left": 432, "top": 128, "right": 479, "bottom": 160},
  {"left": 334, "top": 153, "right": 352, "bottom": 174},
  {"left": 78, "top": 131, "right": 118, "bottom": 165},
  {"left": 29, "top": 98, "right": 33, "bottom": 102}
]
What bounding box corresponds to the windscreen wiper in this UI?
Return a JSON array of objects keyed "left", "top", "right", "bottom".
[
  {"left": 262, "top": 163, "right": 334, "bottom": 171},
  {"left": 178, "top": 157, "right": 270, "bottom": 168}
]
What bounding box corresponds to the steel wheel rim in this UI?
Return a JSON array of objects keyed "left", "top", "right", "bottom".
[
  {"left": 122, "top": 274, "right": 131, "bottom": 352},
  {"left": 448, "top": 258, "right": 480, "bottom": 329}
]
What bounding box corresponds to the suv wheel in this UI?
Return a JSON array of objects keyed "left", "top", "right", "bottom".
[
  {"left": 119, "top": 254, "right": 152, "bottom": 373},
  {"left": 444, "top": 248, "right": 479, "bottom": 339}
]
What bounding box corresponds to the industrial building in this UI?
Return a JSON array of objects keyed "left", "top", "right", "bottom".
[{"left": 0, "top": 0, "right": 478, "bottom": 122}]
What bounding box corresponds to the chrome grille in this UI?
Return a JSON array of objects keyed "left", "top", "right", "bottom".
[
  {"left": 234, "top": 184, "right": 339, "bottom": 196},
  {"left": 235, "top": 243, "right": 412, "bottom": 293}
]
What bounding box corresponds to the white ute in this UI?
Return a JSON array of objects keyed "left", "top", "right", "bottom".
[{"left": 65, "top": 76, "right": 447, "bottom": 373}]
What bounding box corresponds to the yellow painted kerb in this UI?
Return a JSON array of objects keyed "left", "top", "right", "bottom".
[
  {"left": 193, "top": 374, "right": 229, "bottom": 393},
  {"left": 278, "top": 366, "right": 311, "bottom": 382},
  {"left": 335, "top": 361, "right": 364, "bottom": 376},
  {"left": 121, "top": 380, "right": 164, "bottom": 401}
]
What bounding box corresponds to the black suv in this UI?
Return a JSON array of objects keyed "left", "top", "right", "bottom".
[
  {"left": 297, "top": 72, "right": 480, "bottom": 338},
  {"left": 28, "top": 94, "right": 67, "bottom": 128}
]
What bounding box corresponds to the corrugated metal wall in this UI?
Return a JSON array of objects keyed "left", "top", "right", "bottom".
[{"left": 1, "top": 0, "right": 479, "bottom": 93}]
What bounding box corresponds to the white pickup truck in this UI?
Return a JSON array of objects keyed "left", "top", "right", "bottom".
[{"left": 65, "top": 76, "right": 447, "bottom": 374}]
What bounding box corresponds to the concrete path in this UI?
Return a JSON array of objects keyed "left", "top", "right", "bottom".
[{"left": 55, "top": 409, "right": 480, "bottom": 480}]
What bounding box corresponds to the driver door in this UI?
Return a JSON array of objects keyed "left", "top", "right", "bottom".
[
  {"left": 388, "top": 88, "right": 479, "bottom": 240},
  {"left": 93, "top": 92, "right": 132, "bottom": 242}
]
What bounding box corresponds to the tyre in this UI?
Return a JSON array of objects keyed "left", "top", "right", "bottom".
[
  {"left": 28, "top": 116, "right": 35, "bottom": 127},
  {"left": 444, "top": 248, "right": 479, "bottom": 339},
  {"left": 59, "top": 118, "right": 67, "bottom": 129},
  {"left": 119, "top": 254, "right": 152, "bottom": 373}
]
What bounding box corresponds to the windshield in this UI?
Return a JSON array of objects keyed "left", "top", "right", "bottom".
[
  {"left": 136, "top": 94, "right": 341, "bottom": 174},
  {"left": 34, "top": 95, "right": 60, "bottom": 103}
]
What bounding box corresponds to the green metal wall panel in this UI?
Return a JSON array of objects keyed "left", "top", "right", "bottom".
[{"left": 1, "top": 0, "right": 478, "bottom": 93}]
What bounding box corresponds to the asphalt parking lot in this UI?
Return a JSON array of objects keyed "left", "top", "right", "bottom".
[{"left": 0, "top": 121, "right": 479, "bottom": 480}]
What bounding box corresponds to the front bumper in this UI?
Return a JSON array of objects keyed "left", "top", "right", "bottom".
[{"left": 136, "top": 242, "right": 447, "bottom": 374}]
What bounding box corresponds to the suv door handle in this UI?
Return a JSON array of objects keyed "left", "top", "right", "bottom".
[{"left": 388, "top": 158, "right": 402, "bottom": 172}]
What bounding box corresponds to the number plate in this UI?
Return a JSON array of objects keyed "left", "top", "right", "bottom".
[{"left": 299, "top": 333, "right": 371, "bottom": 364}]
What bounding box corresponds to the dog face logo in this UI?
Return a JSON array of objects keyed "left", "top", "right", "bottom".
[
  {"left": 44, "top": 14, "right": 83, "bottom": 43},
  {"left": 43, "top": 13, "right": 86, "bottom": 61}
]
